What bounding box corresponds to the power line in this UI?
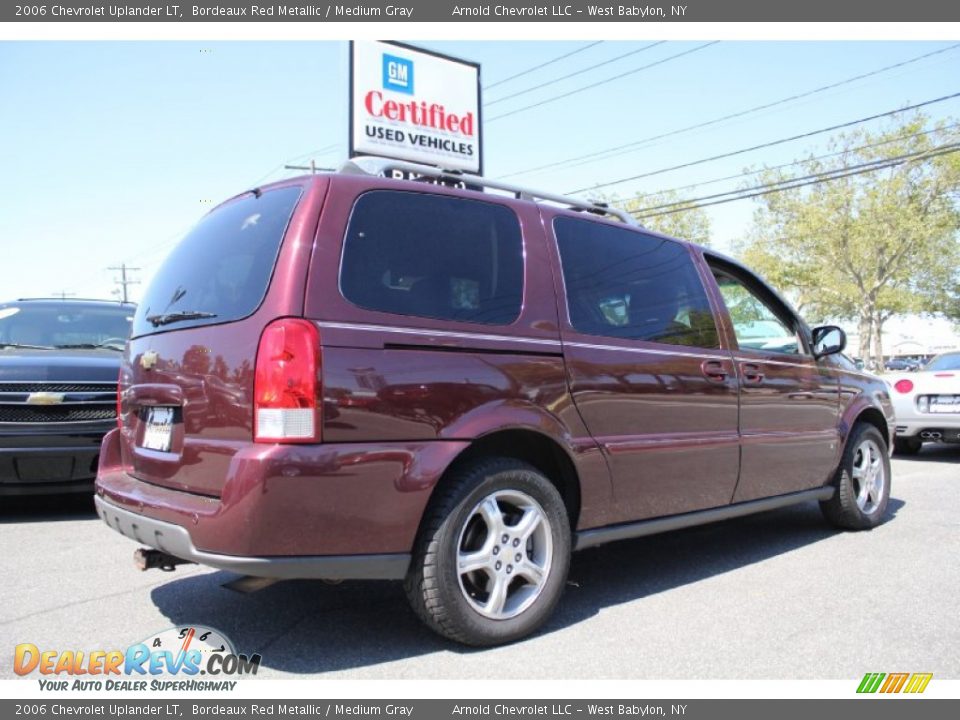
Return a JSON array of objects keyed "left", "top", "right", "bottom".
[
  {"left": 633, "top": 143, "right": 960, "bottom": 219},
  {"left": 633, "top": 122, "right": 960, "bottom": 199},
  {"left": 485, "top": 42, "right": 665, "bottom": 106},
  {"left": 486, "top": 42, "right": 720, "bottom": 123},
  {"left": 635, "top": 142, "right": 960, "bottom": 214},
  {"left": 483, "top": 42, "right": 604, "bottom": 90},
  {"left": 570, "top": 90, "right": 960, "bottom": 195},
  {"left": 502, "top": 42, "right": 960, "bottom": 179}
]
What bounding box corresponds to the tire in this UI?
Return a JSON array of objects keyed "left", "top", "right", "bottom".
[
  {"left": 894, "top": 436, "right": 922, "bottom": 456},
  {"left": 404, "top": 457, "right": 571, "bottom": 646},
  {"left": 820, "top": 423, "right": 891, "bottom": 530}
]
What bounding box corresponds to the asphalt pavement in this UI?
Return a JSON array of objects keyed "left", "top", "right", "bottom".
[{"left": 1, "top": 446, "right": 957, "bottom": 679}]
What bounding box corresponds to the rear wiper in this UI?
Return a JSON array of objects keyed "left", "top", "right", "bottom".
[
  {"left": 54, "top": 343, "right": 124, "bottom": 351},
  {"left": 146, "top": 310, "right": 218, "bottom": 327}
]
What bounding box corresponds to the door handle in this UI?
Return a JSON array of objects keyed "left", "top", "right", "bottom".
[
  {"left": 700, "top": 359, "right": 729, "bottom": 383},
  {"left": 740, "top": 362, "right": 765, "bottom": 385}
]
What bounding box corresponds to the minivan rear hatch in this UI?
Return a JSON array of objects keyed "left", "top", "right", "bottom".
[{"left": 119, "top": 182, "right": 319, "bottom": 497}]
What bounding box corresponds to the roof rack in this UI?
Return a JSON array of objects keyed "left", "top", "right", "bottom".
[{"left": 338, "top": 156, "right": 639, "bottom": 227}]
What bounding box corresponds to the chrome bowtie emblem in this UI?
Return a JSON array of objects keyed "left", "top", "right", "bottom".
[
  {"left": 140, "top": 351, "right": 159, "bottom": 370},
  {"left": 26, "top": 392, "right": 65, "bottom": 406}
]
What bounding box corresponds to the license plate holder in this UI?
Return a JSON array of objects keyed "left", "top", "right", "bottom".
[
  {"left": 929, "top": 395, "right": 960, "bottom": 413},
  {"left": 141, "top": 407, "right": 174, "bottom": 452}
]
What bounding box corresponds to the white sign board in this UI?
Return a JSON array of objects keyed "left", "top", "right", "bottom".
[{"left": 350, "top": 41, "right": 482, "bottom": 174}]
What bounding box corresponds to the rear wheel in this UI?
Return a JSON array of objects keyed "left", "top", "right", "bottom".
[
  {"left": 820, "top": 423, "right": 891, "bottom": 530},
  {"left": 404, "top": 457, "right": 571, "bottom": 646},
  {"left": 894, "top": 436, "right": 922, "bottom": 455}
]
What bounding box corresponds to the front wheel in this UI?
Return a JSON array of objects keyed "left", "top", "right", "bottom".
[
  {"left": 404, "top": 457, "right": 571, "bottom": 646},
  {"left": 820, "top": 424, "right": 891, "bottom": 530}
]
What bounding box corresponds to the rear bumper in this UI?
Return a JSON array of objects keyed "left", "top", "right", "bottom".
[
  {"left": 95, "top": 428, "right": 468, "bottom": 571},
  {"left": 95, "top": 495, "right": 410, "bottom": 580},
  {"left": 893, "top": 411, "right": 960, "bottom": 440},
  {"left": 894, "top": 421, "right": 960, "bottom": 442}
]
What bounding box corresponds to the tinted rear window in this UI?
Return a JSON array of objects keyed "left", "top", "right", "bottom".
[
  {"left": 340, "top": 191, "right": 524, "bottom": 325},
  {"left": 555, "top": 217, "right": 719, "bottom": 348},
  {"left": 133, "top": 187, "right": 301, "bottom": 337}
]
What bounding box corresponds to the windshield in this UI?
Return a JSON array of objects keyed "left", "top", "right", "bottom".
[
  {"left": 925, "top": 353, "right": 960, "bottom": 371},
  {"left": 0, "top": 303, "right": 133, "bottom": 349},
  {"left": 133, "top": 186, "right": 302, "bottom": 337}
]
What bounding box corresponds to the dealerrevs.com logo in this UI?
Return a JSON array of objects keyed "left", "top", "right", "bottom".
[{"left": 14, "top": 626, "right": 261, "bottom": 692}]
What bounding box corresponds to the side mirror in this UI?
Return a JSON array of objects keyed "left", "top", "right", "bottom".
[{"left": 812, "top": 325, "right": 846, "bottom": 359}]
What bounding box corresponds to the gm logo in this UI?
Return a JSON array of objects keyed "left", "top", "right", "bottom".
[
  {"left": 382, "top": 54, "right": 414, "bottom": 94},
  {"left": 857, "top": 672, "right": 933, "bottom": 694}
]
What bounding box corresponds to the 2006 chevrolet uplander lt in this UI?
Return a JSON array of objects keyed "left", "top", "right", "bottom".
[{"left": 96, "top": 157, "right": 895, "bottom": 646}]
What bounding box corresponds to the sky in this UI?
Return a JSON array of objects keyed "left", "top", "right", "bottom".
[{"left": 1, "top": 39, "right": 958, "bottom": 320}]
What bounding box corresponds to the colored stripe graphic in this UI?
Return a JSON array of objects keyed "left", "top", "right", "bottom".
[
  {"left": 880, "top": 673, "right": 909, "bottom": 693},
  {"left": 857, "top": 673, "right": 885, "bottom": 693},
  {"left": 857, "top": 672, "right": 932, "bottom": 694},
  {"left": 904, "top": 673, "right": 933, "bottom": 694}
]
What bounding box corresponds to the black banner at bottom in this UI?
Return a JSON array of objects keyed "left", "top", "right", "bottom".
[{"left": 1, "top": 700, "right": 957, "bottom": 720}]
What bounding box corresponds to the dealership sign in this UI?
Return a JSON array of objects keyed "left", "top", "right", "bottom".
[{"left": 350, "top": 41, "right": 482, "bottom": 174}]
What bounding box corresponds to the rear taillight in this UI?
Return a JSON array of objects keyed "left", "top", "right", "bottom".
[
  {"left": 254, "top": 318, "right": 320, "bottom": 443},
  {"left": 893, "top": 379, "right": 914, "bottom": 394}
]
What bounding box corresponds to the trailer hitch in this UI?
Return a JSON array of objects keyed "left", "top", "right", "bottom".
[{"left": 133, "top": 548, "right": 193, "bottom": 572}]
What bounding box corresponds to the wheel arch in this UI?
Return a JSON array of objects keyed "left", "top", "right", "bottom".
[
  {"left": 850, "top": 406, "right": 892, "bottom": 451},
  {"left": 428, "top": 427, "right": 583, "bottom": 534}
]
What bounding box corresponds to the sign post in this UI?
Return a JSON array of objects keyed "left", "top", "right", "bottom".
[{"left": 349, "top": 41, "right": 482, "bottom": 175}]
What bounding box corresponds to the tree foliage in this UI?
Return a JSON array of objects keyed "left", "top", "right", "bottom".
[
  {"left": 735, "top": 114, "right": 960, "bottom": 367},
  {"left": 625, "top": 189, "right": 713, "bottom": 245},
  {"left": 592, "top": 190, "right": 713, "bottom": 245}
]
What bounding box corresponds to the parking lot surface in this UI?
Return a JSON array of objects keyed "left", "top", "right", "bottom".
[{"left": 1, "top": 447, "right": 957, "bottom": 680}]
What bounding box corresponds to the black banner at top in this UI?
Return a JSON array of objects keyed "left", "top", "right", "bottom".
[{"left": 4, "top": 0, "right": 960, "bottom": 22}]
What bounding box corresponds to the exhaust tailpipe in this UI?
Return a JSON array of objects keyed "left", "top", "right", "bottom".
[
  {"left": 920, "top": 431, "right": 942, "bottom": 440},
  {"left": 133, "top": 548, "right": 193, "bottom": 572}
]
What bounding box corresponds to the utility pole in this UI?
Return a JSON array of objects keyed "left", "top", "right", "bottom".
[
  {"left": 108, "top": 263, "right": 141, "bottom": 303},
  {"left": 284, "top": 160, "right": 332, "bottom": 174},
  {"left": 51, "top": 291, "right": 75, "bottom": 300}
]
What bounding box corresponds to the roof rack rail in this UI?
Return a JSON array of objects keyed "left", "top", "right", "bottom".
[{"left": 338, "top": 156, "right": 639, "bottom": 227}]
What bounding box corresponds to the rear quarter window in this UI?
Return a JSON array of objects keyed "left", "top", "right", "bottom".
[
  {"left": 133, "top": 186, "right": 302, "bottom": 337},
  {"left": 339, "top": 191, "right": 524, "bottom": 326}
]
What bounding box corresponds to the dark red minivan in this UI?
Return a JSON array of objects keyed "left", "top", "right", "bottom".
[{"left": 96, "top": 157, "right": 895, "bottom": 646}]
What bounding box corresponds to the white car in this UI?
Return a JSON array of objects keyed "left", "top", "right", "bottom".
[{"left": 886, "top": 351, "right": 960, "bottom": 454}]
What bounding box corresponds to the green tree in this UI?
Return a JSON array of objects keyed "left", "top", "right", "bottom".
[
  {"left": 625, "top": 189, "right": 713, "bottom": 245},
  {"left": 591, "top": 190, "right": 713, "bottom": 245},
  {"left": 735, "top": 114, "right": 960, "bottom": 368}
]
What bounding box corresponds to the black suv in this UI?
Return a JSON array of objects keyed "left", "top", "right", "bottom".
[{"left": 0, "top": 298, "right": 133, "bottom": 495}]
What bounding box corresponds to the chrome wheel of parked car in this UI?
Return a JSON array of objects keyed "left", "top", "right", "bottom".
[
  {"left": 820, "top": 423, "right": 891, "bottom": 530},
  {"left": 852, "top": 438, "right": 885, "bottom": 515},
  {"left": 456, "top": 490, "right": 553, "bottom": 621},
  {"left": 405, "top": 457, "right": 570, "bottom": 646}
]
